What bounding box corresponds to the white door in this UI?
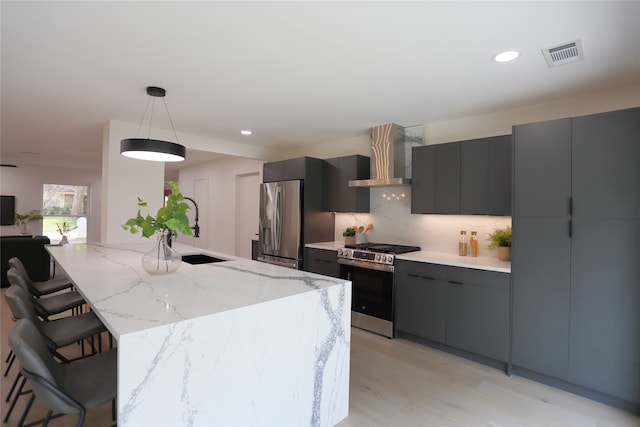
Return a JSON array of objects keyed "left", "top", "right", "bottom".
[{"left": 235, "top": 172, "right": 260, "bottom": 259}]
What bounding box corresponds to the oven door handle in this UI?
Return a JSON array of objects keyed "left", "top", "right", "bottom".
[{"left": 337, "top": 257, "right": 394, "bottom": 273}]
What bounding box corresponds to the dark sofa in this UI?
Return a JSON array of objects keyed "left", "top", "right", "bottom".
[{"left": 1, "top": 235, "right": 51, "bottom": 287}]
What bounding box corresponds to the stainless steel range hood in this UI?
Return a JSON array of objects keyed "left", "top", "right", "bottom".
[{"left": 349, "top": 123, "right": 410, "bottom": 187}]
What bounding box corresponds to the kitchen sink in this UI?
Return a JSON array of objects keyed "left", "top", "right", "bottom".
[{"left": 182, "top": 254, "right": 227, "bottom": 265}]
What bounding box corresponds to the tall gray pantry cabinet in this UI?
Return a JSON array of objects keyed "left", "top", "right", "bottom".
[{"left": 511, "top": 107, "right": 640, "bottom": 412}]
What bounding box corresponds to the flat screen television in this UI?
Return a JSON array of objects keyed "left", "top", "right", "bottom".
[{"left": 1, "top": 195, "right": 16, "bottom": 225}]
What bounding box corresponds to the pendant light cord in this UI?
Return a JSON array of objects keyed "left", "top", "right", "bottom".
[{"left": 134, "top": 91, "right": 181, "bottom": 144}]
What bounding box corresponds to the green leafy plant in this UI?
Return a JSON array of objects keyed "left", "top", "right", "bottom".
[
  {"left": 342, "top": 227, "right": 356, "bottom": 237},
  {"left": 122, "top": 181, "right": 193, "bottom": 238},
  {"left": 56, "top": 220, "right": 78, "bottom": 236},
  {"left": 14, "top": 210, "right": 43, "bottom": 226},
  {"left": 487, "top": 226, "right": 512, "bottom": 249}
]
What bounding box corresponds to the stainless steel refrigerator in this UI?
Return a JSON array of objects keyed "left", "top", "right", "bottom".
[{"left": 258, "top": 180, "right": 303, "bottom": 269}]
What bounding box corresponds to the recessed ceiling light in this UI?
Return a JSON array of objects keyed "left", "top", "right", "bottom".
[
  {"left": 240, "top": 130, "right": 252, "bottom": 135},
  {"left": 492, "top": 50, "right": 520, "bottom": 63}
]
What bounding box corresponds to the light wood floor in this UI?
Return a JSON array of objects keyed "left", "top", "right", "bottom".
[{"left": 1, "top": 287, "right": 638, "bottom": 426}]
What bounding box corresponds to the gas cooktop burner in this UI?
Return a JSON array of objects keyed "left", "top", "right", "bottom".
[{"left": 344, "top": 242, "right": 421, "bottom": 255}]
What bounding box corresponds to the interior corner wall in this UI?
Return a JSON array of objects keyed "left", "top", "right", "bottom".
[
  {"left": 101, "top": 120, "right": 165, "bottom": 244},
  {"left": 177, "top": 156, "right": 264, "bottom": 254},
  {"left": 422, "top": 84, "right": 640, "bottom": 144},
  {"left": 0, "top": 164, "right": 102, "bottom": 241}
]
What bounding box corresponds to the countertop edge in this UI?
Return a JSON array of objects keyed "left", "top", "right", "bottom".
[{"left": 306, "top": 241, "right": 511, "bottom": 273}]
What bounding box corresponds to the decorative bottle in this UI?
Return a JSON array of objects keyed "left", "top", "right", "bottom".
[
  {"left": 469, "top": 231, "right": 479, "bottom": 257},
  {"left": 458, "top": 230, "right": 468, "bottom": 256}
]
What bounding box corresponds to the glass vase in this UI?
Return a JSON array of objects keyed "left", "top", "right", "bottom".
[{"left": 141, "top": 230, "right": 182, "bottom": 275}]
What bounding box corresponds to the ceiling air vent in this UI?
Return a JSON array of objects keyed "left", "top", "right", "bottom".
[{"left": 542, "top": 39, "right": 584, "bottom": 68}]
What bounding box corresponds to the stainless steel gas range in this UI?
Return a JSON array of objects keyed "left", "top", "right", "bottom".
[{"left": 337, "top": 243, "right": 421, "bottom": 338}]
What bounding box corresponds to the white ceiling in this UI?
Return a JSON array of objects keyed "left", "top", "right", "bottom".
[{"left": 2, "top": 1, "right": 639, "bottom": 172}]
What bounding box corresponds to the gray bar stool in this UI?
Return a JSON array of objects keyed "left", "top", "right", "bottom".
[
  {"left": 3, "top": 285, "right": 108, "bottom": 424},
  {"left": 8, "top": 319, "right": 117, "bottom": 427}
]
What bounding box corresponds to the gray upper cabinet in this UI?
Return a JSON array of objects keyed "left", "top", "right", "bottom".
[
  {"left": 412, "top": 135, "right": 511, "bottom": 215},
  {"left": 411, "top": 145, "right": 436, "bottom": 213},
  {"left": 263, "top": 157, "right": 308, "bottom": 182},
  {"left": 487, "top": 135, "right": 512, "bottom": 216},
  {"left": 324, "top": 155, "right": 370, "bottom": 213},
  {"left": 461, "top": 138, "right": 489, "bottom": 214},
  {"left": 435, "top": 142, "right": 461, "bottom": 214},
  {"left": 513, "top": 119, "right": 572, "bottom": 217},
  {"left": 572, "top": 108, "right": 640, "bottom": 219},
  {"left": 512, "top": 107, "right": 640, "bottom": 409}
]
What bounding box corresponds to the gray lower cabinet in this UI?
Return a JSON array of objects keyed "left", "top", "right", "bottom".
[
  {"left": 446, "top": 267, "right": 510, "bottom": 362},
  {"left": 395, "top": 260, "right": 510, "bottom": 363},
  {"left": 304, "top": 247, "right": 340, "bottom": 278},
  {"left": 395, "top": 261, "right": 447, "bottom": 343}
]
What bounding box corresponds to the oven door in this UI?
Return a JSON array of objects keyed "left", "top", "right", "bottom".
[{"left": 340, "top": 262, "right": 394, "bottom": 338}]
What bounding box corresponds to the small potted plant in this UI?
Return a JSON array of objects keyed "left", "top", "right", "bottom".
[
  {"left": 122, "top": 181, "right": 193, "bottom": 274},
  {"left": 343, "top": 227, "right": 356, "bottom": 247},
  {"left": 14, "top": 210, "right": 43, "bottom": 235},
  {"left": 56, "top": 220, "right": 78, "bottom": 244},
  {"left": 488, "top": 225, "right": 512, "bottom": 261}
]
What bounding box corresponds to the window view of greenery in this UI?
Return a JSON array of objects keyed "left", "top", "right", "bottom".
[{"left": 42, "top": 184, "right": 88, "bottom": 243}]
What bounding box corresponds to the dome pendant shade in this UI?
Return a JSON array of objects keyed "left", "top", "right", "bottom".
[
  {"left": 120, "top": 86, "right": 185, "bottom": 162},
  {"left": 120, "top": 138, "right": 185, "bottom": 162}
]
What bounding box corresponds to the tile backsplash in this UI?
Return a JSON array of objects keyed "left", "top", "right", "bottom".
[{"left": 334, "top": 187, "right": 511, "bottom": 257}]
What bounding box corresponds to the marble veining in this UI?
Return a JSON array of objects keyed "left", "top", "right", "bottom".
[{"left": 48, "top": 242, "right": 351, "bottom": 426}]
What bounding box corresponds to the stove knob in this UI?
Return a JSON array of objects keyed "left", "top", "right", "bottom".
[
  {"left": 337, "top": 249, "right": 342, "bottom": 256},
  {"left": 375, "top": 254, "right": 381, "bottom": 261}
]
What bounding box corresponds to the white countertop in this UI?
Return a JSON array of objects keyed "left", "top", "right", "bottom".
[
  {"left": 48, "top": 242, "right": 349, "bottom": 338},
  {"left": 306, "top": 241, "right": 511, "bottom": 273}
]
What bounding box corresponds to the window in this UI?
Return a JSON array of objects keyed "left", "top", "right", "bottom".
[{"left": 42, "top": 184, "right": 89, "bottom": 244}]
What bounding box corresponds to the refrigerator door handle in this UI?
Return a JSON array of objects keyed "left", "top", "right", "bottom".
[{"left": 272, "top": 186, "right": 282, "bottom": 252}]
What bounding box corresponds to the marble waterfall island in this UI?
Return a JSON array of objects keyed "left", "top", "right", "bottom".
[{"left": 47, "top": 242, "right": 351, "bottom": 426}]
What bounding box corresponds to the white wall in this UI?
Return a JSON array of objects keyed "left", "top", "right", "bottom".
[
  {"left": 101, "top": 121, "right": 165, "bottom": 243},
  {"left": 177, "top": 157, "right": 263, "bottom": 256},
  {"left": 0, "top": 164, "right": 102, "bottom": 241}
]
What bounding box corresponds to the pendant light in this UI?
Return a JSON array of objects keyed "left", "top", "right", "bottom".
[{"left": 120, "top": 86, "right": 186, "bottom": 162}]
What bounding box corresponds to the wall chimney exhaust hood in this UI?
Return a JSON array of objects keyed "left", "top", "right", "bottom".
[{"left": 349, "top": 123, "right": 410, "bottom": 187}]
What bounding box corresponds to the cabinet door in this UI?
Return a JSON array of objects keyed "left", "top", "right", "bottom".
[
  {"left": 304, "top": 248, "right": 340, "bottom": 278},
  {"left": 435, "top": 142, "right": 460, "bottom": 214},
  {"left": 338, "top": 156, "right": 370, "bottom": 213},
  {"left": 511, "top": 217, "right": 571, "bottom": 379},
  {"left": 572, "top": 107, "right": 640, "bottom": 219},
  {"left": 488, "top": 135, "right": 512, "bottom": 216},
  {"left": 512, "top": 119, "right": 572, "bottom": 378},
  {"left": 570, "top": 219, "right": 640, "bottom": 402},
  {"left": 446, "top": 267, "right": 510, "bottom": 362},
  {"left": 513, "top": 119, "right": 571, "bottom": 217},
  {"left": 460, "top": 138, "right": 489, "bottom": 215},
  {"left": 395, "top": 261, "right": 447, "bottom": 343},
  {"left": 411, "top": 145, "right": 436, "bottom": 214},
  {"left": 263, "top": 157, "right": 307, "bottom": 183}
]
